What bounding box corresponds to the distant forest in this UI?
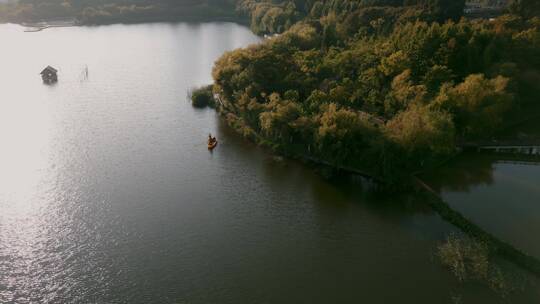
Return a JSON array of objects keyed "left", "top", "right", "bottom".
[{"left": 0, "top": 0, "right": 239, "bottom": 23}]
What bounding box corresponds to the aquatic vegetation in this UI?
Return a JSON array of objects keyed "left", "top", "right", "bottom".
[
  {"left": 437, "top": 234, "right": 524, "bottom": 297},
  {"left": 437, "top": 234, "right": 490, "bottom": 282}
]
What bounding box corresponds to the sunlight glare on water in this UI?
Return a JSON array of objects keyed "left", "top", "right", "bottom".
[
  {"left": 0, "top": 22, "right": 538, "bottom": 304},
  {"left": 0, "top": 22, "right": 261, "bottom": 303}
]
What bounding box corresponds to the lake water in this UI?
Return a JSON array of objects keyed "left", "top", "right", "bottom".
[
  {"left": 0, "top": 23, "right": 538, "bottom": 303},
  {"left": 422, "top": 152, "right": 540, "bottom": 259}
]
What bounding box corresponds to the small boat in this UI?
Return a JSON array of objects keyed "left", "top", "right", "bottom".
[{"left": 208, "top": 140, "right": 218, "bottom": 150}]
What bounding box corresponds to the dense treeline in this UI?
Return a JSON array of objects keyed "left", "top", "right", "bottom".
[
  {"left": 213, "top": 0, "right": 540, "bottom": 183},
  {"left": 237, "top": 0, "right": 539, "bottom": 35},
  {"left": 236, "top": 0, "right": 467, "bottom": 34},
  {"left": 0, "top": 0, "right": 239, "bottom": 24}
]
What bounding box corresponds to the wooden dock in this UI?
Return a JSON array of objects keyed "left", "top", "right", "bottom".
[{"left": 459, "top": 140, "right": 540, "bottom": 157}]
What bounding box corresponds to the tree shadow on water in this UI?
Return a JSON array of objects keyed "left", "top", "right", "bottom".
[{"left": 420, "top": 152, "right": 498, "bottom": 193}]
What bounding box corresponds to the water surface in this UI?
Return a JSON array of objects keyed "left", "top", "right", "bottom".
[
  {"left": 0, "top": 23, "right": 538, "bottom": 303},
  {"left": 422, "top": 152, "right": 540, "bottom": 259}
]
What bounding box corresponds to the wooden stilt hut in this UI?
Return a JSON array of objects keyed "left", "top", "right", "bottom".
[{"left": 40, "top": 66, "right": 58, "bottom": 84}]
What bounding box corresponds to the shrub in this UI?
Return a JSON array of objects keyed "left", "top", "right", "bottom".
[
  {"left": 437, "top": 234, "right": 516, "bottom": 297},
  {"left": 438, "top": 234, "right": 489, "bottom": 281},
  {"left": 190, "top": 85, "right": 215, "bottom": 108}
]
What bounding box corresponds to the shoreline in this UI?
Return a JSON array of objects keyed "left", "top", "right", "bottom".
[
  {"left": 213, "top": 99, "right": 540, "bottom": 278},
  {"left": 6, "top": 14, "right": 249, "bottom": 32},
  {"left": 23, "top": 24, "right": 77, "bottom": 32},
  {"left": 7, "top": 11, "right": 540, "bottom": 280},
  {"left": 21, "top": 18, "right": 79, "bottom": 32},
  {"left": 16, "top": 18, "right": 249, "bottom": 33}
]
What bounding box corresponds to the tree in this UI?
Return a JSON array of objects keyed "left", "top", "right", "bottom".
[
  {"left": 316, "top": 103, "right": 378, "bottom": 165},
  {"left": 434, "top": 74, "right": 514, "bottom": 138},
  {"left": 509, "top": 0, "right": 540, "bottom": 18},
  {"left": 385, "top": 104, "right": 455, "bottom": 161},
  {"left": 384, "top": 69, "right": 427, "bottom": 116},
  {"left": 259, "top": 93, "right": 302, "bottom": 142},
  {"left": 423, "top": 65, "right": 454, "bottom": 95},
  {"left": 416, "top": 0, "right": 465, "bottom": 22}
]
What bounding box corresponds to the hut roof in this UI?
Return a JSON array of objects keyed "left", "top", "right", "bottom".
[{"left": 40, "top": 66, "right": 58, "bottom": 74}]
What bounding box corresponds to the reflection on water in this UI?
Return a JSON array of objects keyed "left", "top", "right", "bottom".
[
  {"left": 422, "top": 152, "right": 540, "bottom": 259},
  {"left": 423, "top": 153, "right": 497, "bottom": 192},
  {"left": 0, "top": 23, "right": 538, "bottom": 303}
]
